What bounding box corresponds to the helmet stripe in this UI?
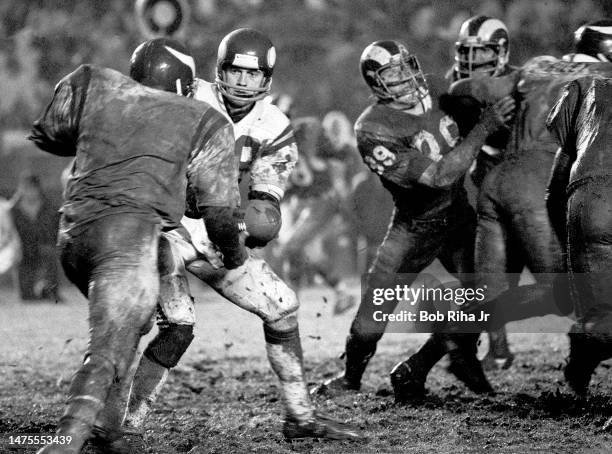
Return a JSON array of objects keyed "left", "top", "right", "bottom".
[
  {"left": 467, "top": 15, "right": 489, "bottom": 35},
  {"left": 365, "top": 45, "right": 394, "bottom": 66},
  {"left": 588, "top": 25, "right": 612, "bottom": 35},
  {"left": 478, "top": 18, "right": 508, "bottom": 40},
  {"left": 165, "top": 46, "right": 196, "bottom": 77}
]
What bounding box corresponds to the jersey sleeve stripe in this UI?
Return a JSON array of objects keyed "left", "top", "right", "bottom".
[
  {"left": 260, "top": 126, "right": 295, "bottom": 156},
  {"left": 191, "top": 108, "right": 228, "bottom": 155}
]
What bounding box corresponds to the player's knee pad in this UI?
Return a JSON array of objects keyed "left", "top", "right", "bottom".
[{"left": 144, "top": 324, "right": 194, "bottom": 369}]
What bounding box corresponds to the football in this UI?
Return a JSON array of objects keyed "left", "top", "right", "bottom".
[{"left": 244, "top": 199, "right": 282, "bottom": 242}]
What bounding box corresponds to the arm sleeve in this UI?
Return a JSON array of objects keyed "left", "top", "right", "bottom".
[
  {"left": 187, "top": 120, "right": 241, "bottom": 210},
  {"left": 28, "top": 65, "right": 91, "bottom": 156},
  {"left": 357, "top": 131, "right": 434, "bottom": 188},
  {"left": 199, "top": 206, "right": 247, "bottom": 269},
  {"left": 417, "top": 122, "right": 492, "bottom": 188},
  {"left": 546, "top": 80, "right": 581, "bottom": 153},
  {"left": 187, "top": 117, "right": 245, "bottom": 269},
  {"left": 546, "top": 149, "right": 572, "bottom": 245},
  {"left": 545, "top": 80, "right": 581, "bottom": 246},
  {"left": 249, "top": 124, "right": 298, "bottom": 201}
]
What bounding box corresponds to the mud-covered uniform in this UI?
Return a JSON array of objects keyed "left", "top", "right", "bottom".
[
  {"left": 157, "top": 79, "right": 298, "bottom": 327},
  {"left": 339, "top": 91, "right": 502, "bottom": 387},
  {"left": 547, "top": 76, "right": 612, "bottom": 333},
  {"left": 448, "top": 65, "right": 516, "bottom": 188},
  {"left": 29, "top": 64, "right": 240, "bottom": 453},
  {"left": 468, "top": 58, "right": 612, "bottom": 331},
  {"left": 120, "top": 78, "right": 322, "bottom": 436}
]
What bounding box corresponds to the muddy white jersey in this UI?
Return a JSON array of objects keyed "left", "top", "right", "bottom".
[{"left": 192, "top": 79, "right": 297, "bottom": 202}]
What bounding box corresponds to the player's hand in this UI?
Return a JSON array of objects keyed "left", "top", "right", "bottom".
[
  {"left": 244, "top": 235, "right": 269, "bottom": 249},
  {"left": 192, "top": 240, "right": 224, "bottom": 269},
  {"left": 480, "top": 95, "right": 516, "bottom": 133}
]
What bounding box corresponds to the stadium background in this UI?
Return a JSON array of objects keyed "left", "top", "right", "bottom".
[
  {"left": 1, "top": 0, "right": 611, "bottom": 201},
  {"left": 3, "top": 2, "right": 612, "bottom": 453}
]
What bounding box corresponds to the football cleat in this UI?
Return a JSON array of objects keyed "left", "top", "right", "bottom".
[
  {"left": 283, "top": 411, "right": 365, "bottom": 441},
  {"left": 310, "top": 372, "right": 360, "bottom": 397},
  {"left": 389, "top": 357, "right": 427, "bottom": 403},
  {"left": 84, "top": 426, "right": 145, "bottom": 454},
  {"left": 563, "top": 331, "right": 612, "bottom": 396},
  {"left": 447, "top": 335, "right": 495, "bottom": 394},
  {"left": 481, "top": 350, "right": 515, "bottom": 371},
  {"left": 481, "top": 330, "right": 515, "bottom": 370}
]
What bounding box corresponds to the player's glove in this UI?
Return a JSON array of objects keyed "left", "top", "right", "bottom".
[{"left": 479, "top": 96, "right": 516, "bottom": 135}]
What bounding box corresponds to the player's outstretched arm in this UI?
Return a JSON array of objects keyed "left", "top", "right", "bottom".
[{"left": 418, "top": 96, "right": 515, "bottom": 188}]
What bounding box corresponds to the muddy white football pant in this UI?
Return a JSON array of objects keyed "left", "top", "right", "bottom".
[{"left": 121, "top": 224, "right": 314, "bottom": 433}]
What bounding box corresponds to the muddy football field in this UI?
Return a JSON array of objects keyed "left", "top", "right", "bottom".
[{"left": 2, "top": 271, "right": 612, "bottom": 454}]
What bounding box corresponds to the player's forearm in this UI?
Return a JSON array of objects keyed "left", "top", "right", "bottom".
[
  {"left": 199, "top": 205, "right": 247, "bottom": 269},
  {"left": 419, "top": 123, "right": 491, "bottom": 188},
  {"left": 545, "top": 149, "right": 572, "bottom": 244}
]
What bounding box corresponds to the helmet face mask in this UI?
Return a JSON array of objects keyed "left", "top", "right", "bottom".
[
  {"left": 217, "top": 65, "right": 271, "bottom": 105},
  {"left": 215, "top": 28, "right": 275, "bottom": 105},
  {"left": 455, "top": 42, "right": 506, "bottom": 77},
  {"left": 360, "top": 41, "right": 429, "bottom": 108},
  {"left": 129, "top": 38, "right": 195, "bottom": 96},
  {"left": 455, "top": 15, "right": 509, "bottom": 79}
]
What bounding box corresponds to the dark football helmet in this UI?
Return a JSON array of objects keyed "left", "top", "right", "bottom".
[
  {"left": 216, "top": 28, "right": 276, "bottom": 103},
  {"left": 129, "top": 37, "right": 195, "bottom": 96},
  {"left": 455, "top": 15, "right": 509, "bottom": 79},
  {"left": 359, "top": 40, "right": 429, "bottom": 107},
  {"left": 574, "top": 19, "right": 612, "bottom": 62}
]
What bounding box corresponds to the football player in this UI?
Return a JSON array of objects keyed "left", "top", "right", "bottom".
[
  {"left": 546, "top": 20, "right": 612, "bottom": 399},
  {"left": 103, "top": 29, "right": 363, "bottom": 448},
  {"left": 30, "top": 38, "right": 243, "bottom": 454},
  {"left": 449, "top": 15, "right": 518, "bottom": 369},
  {"left": 314, "top": 40, "right": 515, "bottom": 402},
  {"left": 399, "top": 21, "right": 612, "bottom": 400}
]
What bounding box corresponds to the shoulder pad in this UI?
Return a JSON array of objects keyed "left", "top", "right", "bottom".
[{"left": 259, "top": 101, "right": 291, "bottom": 131}]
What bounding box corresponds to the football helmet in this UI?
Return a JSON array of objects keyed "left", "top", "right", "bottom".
[
  {"left": 455, "top": 15, "right": 509, "bottom": 79},
  {"left": 574, "top": 19, "right": 612, "bottom": 62},
  {"left": 130, "top": 37, "right": 195, "bottom": 96},
  {"left": 216, "top": 28, "right": 276, "bottom": 103},
  {"left": 359, "top": 40, "right": 429, "bottom": 107}
]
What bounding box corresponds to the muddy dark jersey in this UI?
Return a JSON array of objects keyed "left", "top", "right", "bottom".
[
  {"left": 448, "top": 65, "right": 517, "bottom": 153},
  {"left": 354, "top": 101, "right": 464, "bottom": 218},
  {"left": 29, "top": 65, "right": 239, "bottom": 234},
  {"left": 508, "top": 57, "right": 612, "bottom": 157},
  {"left": 285, "top": 117, "right": 336, "bottom": 199},
  {"left": 547, "top": 76, "right": 612, "bottom": 191}
]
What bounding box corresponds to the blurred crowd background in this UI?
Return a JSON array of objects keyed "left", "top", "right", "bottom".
[
  {"left": 0, "top": 0, "right": 610, "bottom": 299},
  {"left": 2, "top": 0, "right": 611, "bottom": 195}
]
